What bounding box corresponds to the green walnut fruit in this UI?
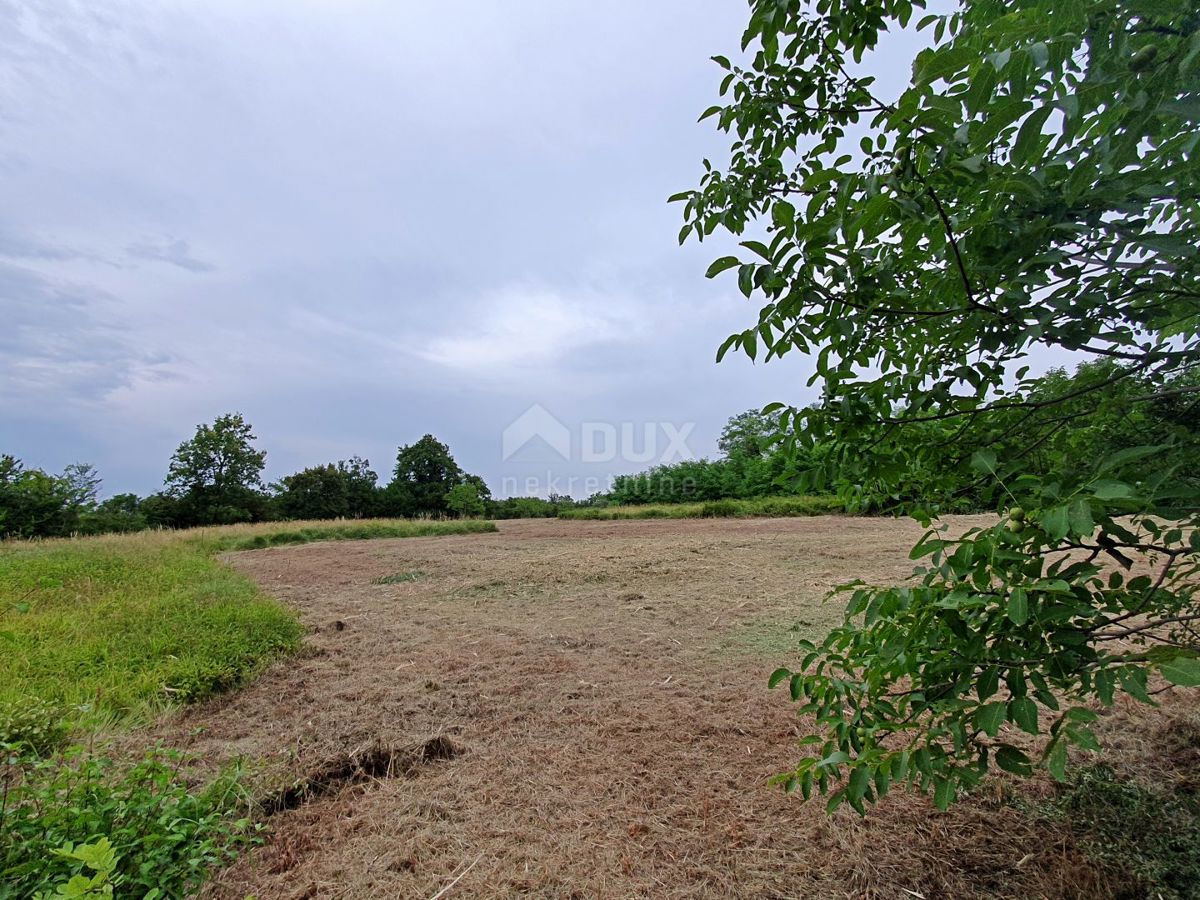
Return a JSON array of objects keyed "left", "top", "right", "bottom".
[
  {"left": 1130, "top": 45, "right": 1159, "bottom": 72},
  {"left": 1006, "top": 518, "right": 1024, "bottom": 533},
  {"left": 1007, "top": 506, "right": 1026, "bottom": 521}
]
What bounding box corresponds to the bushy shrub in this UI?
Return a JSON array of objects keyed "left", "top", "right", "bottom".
[
  {"left": 0, "top": 745, "right": 260, "bottom": 899},
  {"left": 700, "top": 499, "right": 739, "bottom": 518}
]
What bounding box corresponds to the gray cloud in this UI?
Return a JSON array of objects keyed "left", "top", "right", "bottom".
[
  {"left": 0, "top": 0, "right": 884, "bottom": 497},
  {"left": 126, "top": 237, "right": 214, "bottom": 272},
  {"left": 0, "top": 262, "right": 175, "bottom": 405}
]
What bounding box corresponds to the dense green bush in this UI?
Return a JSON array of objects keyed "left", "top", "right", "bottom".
[
  {"left": 0, "top": 745, "right": 260, "bottom": 900},
  {"left": 486, "top": 496, "right": 566, "bottom": 519},
  {"left": 274, "top": 457, "right": 380, "bottom": 521}
]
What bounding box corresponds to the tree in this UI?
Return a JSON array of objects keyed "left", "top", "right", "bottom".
[
  {"left": 60, "top": 463, "right": 100, "bottom": 513},
  {"left": 164, "top": 413, "right": 268, "bottom": 526},
  {"left": 718, "top": 409, "right": 780, "bottom": 459},
  {"left": 387, "top": 435, "right": 465, "bottom": 516},
  {"left": 446, "top": 482, "right": 486, "bottom": 518},
  {"left": 81, "top": 493, "right": 148, "bottom": 535},
  {"left": 678, "top": 0, "right": 1200, "bottom": 811},
  {"left": 0, "top": 456, "right": 102, "bottom": 538},
  {"left": 275, "top": 457, "right": 379, "bottom": 520}
]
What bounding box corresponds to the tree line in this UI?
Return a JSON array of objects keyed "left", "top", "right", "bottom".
[
  {"left": 0, "top": 415, "right": 569, "bottom": 538},
  {"left": 605, "top": 361, "right": 1200, "bottom": 510},
  {"left": 6, "top": 360, "right": 1188, "bottom": 539}
]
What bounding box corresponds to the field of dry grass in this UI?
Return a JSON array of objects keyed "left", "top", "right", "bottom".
[{"left": 107, "top": 514, "right": 1198, "bottom": 899}]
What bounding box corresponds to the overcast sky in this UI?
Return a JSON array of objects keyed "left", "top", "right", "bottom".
[{"left": 1, "top": 0, "right": 937, "bottom": 498}]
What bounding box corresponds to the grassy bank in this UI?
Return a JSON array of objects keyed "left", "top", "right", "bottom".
[
  {"left": 559, "top": 495, "right": 844, "bottom": 520},
  {"left": 0, "top": 518, "right": 497, "bottom": 741}
]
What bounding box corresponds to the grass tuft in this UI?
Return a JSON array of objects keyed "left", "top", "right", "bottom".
[{"left": 372, "top": 571, "right": 426, "bottom": 585}]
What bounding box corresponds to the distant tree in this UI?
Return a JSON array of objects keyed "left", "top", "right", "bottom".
[
  {"left": 718, "top": 409, "right": 781, "bottom": 459},
  {"left": 275, "top": 457, "right": 380, "bottom": 520},
  {"left": 138, "top": 493, "right": 181, "bottom": 529},
  {"left": 81, "top": 493, "right": 147, "bottom": 535},
  {"left": 0, "top": 456, "right": 100, "bottom": 538},
  {"left": 388, "top": 435, "right": 464, "bottom": 516},
  {"left": 60, "top": 463, "right": 101, "bottom": 512},
  {"left": 462, "top": 473, "right": 493, "bottom": 505},
  {"left": 164, "top": 413, "right": 268, "bottom": 526},
  {"left": 446, "top": 482, "right": 486, "bottom": 518},
  {"left": 486, "top": 496, "right": 564, "bottom": 519},
  {"left": 342, "top": 456, "right": 381, "bottom": 518}
]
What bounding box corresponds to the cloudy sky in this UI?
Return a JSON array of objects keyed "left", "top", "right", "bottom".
[{"left": 1, "top": 0, "right": 932, "bottom": 498}]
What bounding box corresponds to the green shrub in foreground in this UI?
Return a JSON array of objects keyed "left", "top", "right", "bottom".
[{"left": 0, "top": 744, "right": 260, "bottom": 900}]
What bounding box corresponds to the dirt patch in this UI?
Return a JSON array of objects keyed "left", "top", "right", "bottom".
[
  {"left": 261, "top": 735, "right": 461, "bottom": 815},
  {"left": 128, "top": 515, "right": 1182, "bottom": 898}
]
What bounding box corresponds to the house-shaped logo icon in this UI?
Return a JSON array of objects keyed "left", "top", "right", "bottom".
[{"left": 502, "top": 404, "right": 571, "bottom": 461}]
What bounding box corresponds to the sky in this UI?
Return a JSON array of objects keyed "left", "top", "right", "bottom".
[{"left": 1, "top": 0, "right": 934, "bottom": 499}]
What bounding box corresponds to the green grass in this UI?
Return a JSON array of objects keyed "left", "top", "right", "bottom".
[
  {"left": 207, "top": 518, "right": 495, "bottom": 551},
  {"left": 559, "top": 495, "right": 845, "bottom": 520},
  {"left": 372, "top": 570, "right": 426, "bottom": 585},
  {"left": 716, "top": 612, "right": 845, "bottom": 655},
  {"left": 1036, "top": 764, "right": 1200, "bottom": 899},
  {"left": 0, "top": 518, "right": 496, "bottom": 740}
]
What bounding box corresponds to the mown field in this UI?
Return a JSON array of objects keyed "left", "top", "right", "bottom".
[{"left": 2, "top": 515, "right": 1197, "bottom": 899}]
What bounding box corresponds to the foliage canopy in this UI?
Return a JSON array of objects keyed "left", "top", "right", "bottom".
[{"left": 678, "top": 0, "right": 1200, "bottom": 810}]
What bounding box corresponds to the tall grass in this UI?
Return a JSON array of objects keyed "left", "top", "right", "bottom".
[
  {"left": 0, "top": 518, "right": 496, "bottom": 737},
  {"left": 559, "top": 495, "right": 845, "bottom": 520}
]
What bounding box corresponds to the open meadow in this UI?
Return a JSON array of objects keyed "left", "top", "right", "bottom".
[{"left": 60, "top": 516, "right": 1187, "bottom": 900}]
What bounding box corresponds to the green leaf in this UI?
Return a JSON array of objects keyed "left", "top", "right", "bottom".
[
  {"left": 1008, "top": 696, "right": 1039, "bottom": 734},
  {"left": 1042, "top": 505, "right": 1070, "bottom": 541},
  {"left": 995, "top": 745, "right": 1033, "bottom": 776},
  {"left": 1012, "top": 105, "right": 1052, "bottom": 165},
  {"left": 772, "top": 200, "right": 795, "bottom": 228},
  {"left": 1046, "top": 739, "right": 1068, "bottom": 782},
  {"left": 826, "top": 789, "right": 846, "bottom": 813},
  {"left": 1067, "top": 498, "right": 1094, "bottom": 538},
  {"left": 768, "top": 667, "right": 791, "bottom": 689},
  {"left": 1090, "top": 479, "right": 1131, "bottom": 500},
  {"left": 969, "top": 449, "right": 997, "bottom": 474},
  {"left": 973, "top": 701, "right": 1007, "bottom": 737},
  {"left": 705, "top": 256, "right": 740, "bottom": 278},
  {"left": 1160, "top": 656, "right": 1200, "bottom": 687},
  {"left": 1028, "top": 42, "right": 1049, "bottom": 70},
  {"left": 847, "top": 765, "right": 870, "bottom": 802},
  {"left": 933, "top": 776, "right": 956, "bottom": 810},
  {"left": 737, "top": 264, "right": 755, "bottom": 298},
  {"left": 1006, "top": 587, "right": 1029, "bottom": 626}
]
